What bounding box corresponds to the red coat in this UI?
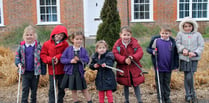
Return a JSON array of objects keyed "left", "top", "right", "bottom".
[
  {"left": 112, "top": 37, "right": 144, "bottom": 87},
  {"left": 40, "top": 25, "right": 69, "bottom": 75}
]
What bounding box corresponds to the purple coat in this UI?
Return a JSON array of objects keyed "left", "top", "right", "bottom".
[{"left": 60, "top": 46, "right": 89, "bottom": 77}]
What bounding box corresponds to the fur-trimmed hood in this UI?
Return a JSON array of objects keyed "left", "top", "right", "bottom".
[{"left": 179, "top": 17, "right": 198, "bottom": 33}]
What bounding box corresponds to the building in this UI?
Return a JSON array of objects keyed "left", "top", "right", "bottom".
[{"left": 0, "top": 0, "right": 209, "bottom": 37}]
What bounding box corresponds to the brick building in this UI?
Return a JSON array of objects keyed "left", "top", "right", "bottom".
[{"left": 0, "top": 0, "right": 209, "bottom": 37}]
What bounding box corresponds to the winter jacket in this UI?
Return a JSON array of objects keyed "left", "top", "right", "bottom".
[
  {"left": 146, "top": 35, "right": 179, "bottom": 70},
  {"left": 176, "top": 17, "right": 204, "bottom": 62},
  {"left": 40, "top": 25, "right": 69, "bottom": 75},
  {"left": 60, "top": 46, "right": 89, "bottom": 78},
  {"left": 90, "top": 51, "right": 117, "bottom": 91},
  {"left": 112, "top": 37, "right": 144, "bottom": 87},
  {"left": 15, "top": 40, "right": 46, "bottom": 75}
]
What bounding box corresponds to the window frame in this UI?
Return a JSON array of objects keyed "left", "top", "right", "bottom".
[
  {"left": 0, "top": 0, "right": 4, "bottom": 26},
  {"left": 131, "top": 0, "right": 154, "bottom": 22},
  {"left": 36, "top": 0, "right": 61, "bottom": 25},
  {"left": 177, "top": 0, "right": 209, "bottom": 21}
]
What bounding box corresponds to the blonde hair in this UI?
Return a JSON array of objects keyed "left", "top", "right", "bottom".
[
  {"left": 23, "top": 25, "right": 37, "bottom": 40},
  {"left": 160, "top": 26, "right": 172, "bottom": 33},
  {"left": 95, "top": 40, "right": 108, "bottom": 51},
  {"left": 69, "top": 31, "right": 85, "bottom": 44},
  {"left": 120, "top": 26, "right": 132, "bottom": 33}
]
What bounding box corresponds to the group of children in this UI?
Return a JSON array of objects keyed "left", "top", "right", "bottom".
[{"left": 15, "top": 16, "right": 204, "bottom": 103}]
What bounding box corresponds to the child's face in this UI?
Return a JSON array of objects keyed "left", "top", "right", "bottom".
[
  {"left": 120, "top": 29, "right": 132, "bottom": 44},
  {"left": 160, "top": 30, "right": 171, "bottom": 40},
  {"left": 183, "top": 23, "right": 193, "bottom": 33},
  {"left": 54, "top": 33, "right": 64, "bottom": 42},
  {"left": 24, "top": 30, "right": 36, "bottom": 43},
  {"left": 72, "top": 35, "right": 83, "bottom": 47},
  {"left": 96, "top": 43, "right": 107, "bottom": 55}
]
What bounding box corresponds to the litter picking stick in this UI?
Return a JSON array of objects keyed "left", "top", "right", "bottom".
[
  {"left": 17, "top": 66, "right": 21, "bottom": 103},
  {"left": 52, "top": 59, "right": 57, "bottom": 103},
  {"left": 105, "top": 65, "right": 124, "bottom": 73},
  {"left": 155, "top": 48, "right": 162, "bottom": 103},
  {"left": 130, "top": 58, "right": 148, "bottom": 75}
]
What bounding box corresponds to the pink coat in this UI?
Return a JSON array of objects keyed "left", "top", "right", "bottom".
[{"left": 112, "top": 37, "right": 144, "bottom": 87}]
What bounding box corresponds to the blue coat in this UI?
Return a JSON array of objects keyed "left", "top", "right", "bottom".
[
  {"left": 90, "top": 51, "right": 117, "bottom": 91},
  {"left": 60, "top": 46, "right": 89, "bottom": 78}
]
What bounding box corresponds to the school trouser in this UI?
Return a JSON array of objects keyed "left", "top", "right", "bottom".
[
  {"left": 155, "top": 72, "right": 171, "bottom": 103},
  {"left": 124, "top": 85, "right": 142, "bottom": 103},
  {"left": 21, "top": 71, "right": 39, "bottom": 103},
  {"left": 99, "top": 90, "right": 113, "bottom": 103},
  {"left": 48, "top": 74, "right": 65, "bottom": 103},
  {"left": 184, "top": 71, "right": 196, "bottom": 98}
]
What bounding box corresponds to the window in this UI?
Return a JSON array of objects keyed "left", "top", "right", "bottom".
[
  {"left": 178, "top": 0, "right": 209, "bottom": 20},
  {"left": 131, "top": 0, "right": 153, "bottom": 22},
  {"left": 0, "top": 0, "right": 4, "bottom": 26},
  {"left": 37, "top": 0, "right": 60, "bottom": 25}
]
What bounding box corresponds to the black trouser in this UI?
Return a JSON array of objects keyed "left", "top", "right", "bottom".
[
  {"left": 21, "top": 71, "right": 39, "bottom": 103},
  {"left": 48, "top": 74, "right": 65, "bottom": 103},
  {"left": 155, "top": 72, "right": 171, "bottom": 103}
]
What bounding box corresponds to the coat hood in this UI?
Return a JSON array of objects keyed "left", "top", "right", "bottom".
[
  {"left": 179, "top": 17, "right": 198, "bottom": 33},
  {"left": 50, "top": 25, "right": 68, "bottom": 41}
]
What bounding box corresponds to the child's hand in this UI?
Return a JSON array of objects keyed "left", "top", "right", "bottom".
[
  {"left": 71, "top": 59, "right": 77, "bottom": 63},
  {"left": 152, "top": 50, "right": 155, "bottom": 55},
  {"left": 183, "top": 49, "right": 189, "bottom": 56},
  {"left": 125, "top": 58, "right": 131, "bottom": 65},
  {"left": 74, "top": 56, "right": 79, "bottom": 61},
  {"left": 188, "top": 52, "right": 196, "bottom": 58},
  {"left": 101, "top": 63, "right": 106, "bottom": 67},
  {"left": 94, "top": 64, "right": 100, "bottom": 68},
  {"left": 53, "top": 57, "right": 59, "bottom": 64}
]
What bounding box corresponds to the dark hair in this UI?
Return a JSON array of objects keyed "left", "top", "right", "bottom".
[
  {"left": 69, "top": 31, "right": 85, "bottom": 44},
  {"left": 120, "top": 26, "right": 132, "bottom": 33}
]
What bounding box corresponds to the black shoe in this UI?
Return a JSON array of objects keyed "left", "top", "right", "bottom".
[
  {"left": 87, "top": 100, "right": 93, "bottom": 103},
  {"left": 185, "top": 96, "right": 192, "bottom": 102}
]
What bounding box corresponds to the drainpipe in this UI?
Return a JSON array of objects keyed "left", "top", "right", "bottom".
[{"left": 127, "top": 0, "right": 130, "bottom": 26}]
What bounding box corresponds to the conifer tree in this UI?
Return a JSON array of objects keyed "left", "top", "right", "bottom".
[{"left": 96, "top": 0, "right": 121, "bottom": 50}]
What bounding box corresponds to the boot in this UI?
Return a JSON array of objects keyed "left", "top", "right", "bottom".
[{"left": 87, "top": 100, "right": 93, "bottom": 103}]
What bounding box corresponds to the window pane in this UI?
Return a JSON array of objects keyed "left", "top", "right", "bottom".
[
  {"left": 134, "top": 12, "right": 139, "bottom": 19},
  {"left": 203, "top": 3, "right": 207, "bottom": 10},
  {"left": 180, "top": 4, "right": 184, "bottom": 10},
  {"left": 140, "top": 0, "right": 144, "bottom": 3},
  {"left": 52, "top": 15, "right": 57, "bottom": 21},
  {"left": 198, "top": 0, "right": 202, "bottom": 2},
  {"left": 52, "top": 0, "right": 56, "bottom": 5},
  {"left": 185, "top": 11, "right": 189, "bottom": 16},
  {"left": 0, "top": 16, "right": 1, "bottom": 24},
  {"left": 145, "top": 12, "right": 149, "bottom": 19},
  {"left": 193, "top": 0, "right": 197, "bottom": 2},
  {"left": 46, "top": 0, "right": 51, "bottom": 5},
  {"left": 203, "top": 0, "right": 208, "bottom": 2},
  {"left": 180, "top": 11, "right": 184, "bottom": 18},
  {"left": 52, "top": 7, "right": 57, "bottom": 13},
  {"left": 185, "top": 4, "right": 189, "bottom": 10},
  {"left": 134, "top": 4, "right": 139, "bottom": 11},
  {"left": 140, "top": 5, "right": 144, "bottom": 11},
  {"left": 40, "top": 0, "right": 45, "bottom": 5},
  {"left": 203, "top": 11, "right": 207, "bottom": 17},
  {"left": 198, "top": 11, "right": 202, "bottom": 18},
  {"left": 192, "top": 4, "right": 197, "bottom": 10},
  {"left": 180, "top": 0, "right": 184, "bottom": 2},
  {"left": 140, "top": 12, "right": 144, "bottom": 19},
  {"left": 185, "top": 0, "right": 190, "bottom": 2},
  {"left": 198, "top": 3, "right": 202, "bottom": 10},
  {"left": 46, "top": 7, "right": 51, "bottom": 13},
  {"left": 145, "top": 0, "right": 149, "bottom": 3},
  {"left": 40, "top": 7, "right": 45, "bottom": 13},
  {"left": 134, "top": 0, "right": 140, "bottom": 3},
  {"left": 192, "top": 11, "right": 197, "bottom": 18},
  {"left": 47, "top": 15, "right": 52, "bottom": 21},
  {"left": 145, "top": 4, "right": 149, "bottom": 11},
  {"left": 41, "top": 15, "right": 46, "bottom": 22}
]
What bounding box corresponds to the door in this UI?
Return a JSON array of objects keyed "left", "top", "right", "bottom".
[{"left": 84, "top": 0, "right": 105, "bottom": 37}]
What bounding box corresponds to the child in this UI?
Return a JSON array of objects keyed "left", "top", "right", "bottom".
[
  {"left": 40, "top": 25, "right": 69, "bottom": 103},
  {"left": 112, "top": 26, "right": 144, "bottom": 103},
  {"left": 146, "top": 26, "right": 179, "bottom": 103},
  {"left": 90, "top": 40, "right": 117, "bottom": 103},
  {"left": 176, "top": 17, "right": 204, "bottom": 102},
  {"left": 15, "top": 25, "right": 46, "bottom": 103},
  {"left": 60, "top": 31, "right": 92, "bottom": 103}
]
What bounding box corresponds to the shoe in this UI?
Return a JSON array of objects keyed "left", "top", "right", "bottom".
[
  {"left": 185, "top": 96, "right": 192, "bottom": 102},
  {"left": 87, "top": 100, "right": 93, "bottom": 103}
]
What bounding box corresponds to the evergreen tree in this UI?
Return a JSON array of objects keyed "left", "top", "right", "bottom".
[{"left": 96, "top": 0, "right": 121, "bottom": 50}]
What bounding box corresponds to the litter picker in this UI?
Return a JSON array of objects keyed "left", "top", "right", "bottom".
[
  {"left": 105, "top": 65, "right": 124, "bottom": 73},
  {"left": 155, "top": 48, "right": 162, "bottom": 103},
  {"left": 129, "top": 58, "right": 148, "bottom": 75},
  {"left": 17, "top": 66, "right": 21, "bottom": 103},
  {"left": 52, "top": 59, "right": 57, "bottom": 103}
]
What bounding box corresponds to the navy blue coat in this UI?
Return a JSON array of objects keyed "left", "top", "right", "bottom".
[{"left": 90, "top": 51, "right": 117, "bottom": 91}]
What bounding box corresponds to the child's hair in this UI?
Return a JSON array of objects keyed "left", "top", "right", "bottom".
[
  {"left": 95, "top": 40, "right": 108, "bottom": 51},
  {"left": 23, "top": 25, "right": 37, "bottom": 40},
  {"left": 69, "top": 31, "right": 85, "bottom": 44},
  {"left": 120, "top": 26, "right": 132, "bottom": 33},
  {"left": 160, "top": 26, "right": 172, "bottom": 33}
]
